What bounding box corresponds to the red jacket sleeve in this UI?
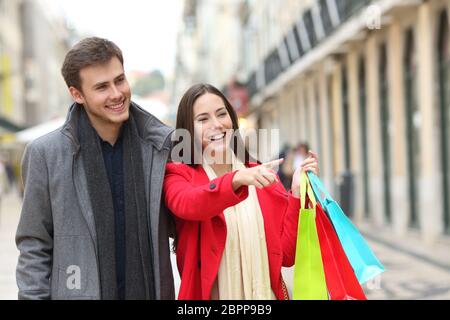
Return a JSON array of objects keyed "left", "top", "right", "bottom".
[{"left": 164, "top": 163, "right": 249, "bottom": 221}]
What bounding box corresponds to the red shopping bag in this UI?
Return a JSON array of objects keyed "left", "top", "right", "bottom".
[{"left": 316, "top": 203, "right": 367, "bottom": 300}]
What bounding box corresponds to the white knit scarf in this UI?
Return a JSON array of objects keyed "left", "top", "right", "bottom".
[{"left": 203, "top": 153, "right": 276, "bottom": 300}]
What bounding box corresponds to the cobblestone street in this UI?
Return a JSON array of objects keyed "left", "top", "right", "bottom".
[
  {"left": 281, "top": 224, "right": 450, "bottom": 300},
  {"left": 361, "top": 240, "right": 450, "bottom": 299}
]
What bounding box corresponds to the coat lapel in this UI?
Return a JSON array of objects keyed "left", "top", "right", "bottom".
[
  {"left": 147, "top": 146, "right": 170, "bottom": 299},
  {"left": 72, "top": 152, "right": 98, "bottom": 255}
]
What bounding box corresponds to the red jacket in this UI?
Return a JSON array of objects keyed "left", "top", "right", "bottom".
[{"left": 163, "top": 162, "right": 301, "bottom": 300}]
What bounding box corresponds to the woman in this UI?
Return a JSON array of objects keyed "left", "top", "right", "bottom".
[{"left": 163, "top": 84, "right": 319, "bottom": 300}]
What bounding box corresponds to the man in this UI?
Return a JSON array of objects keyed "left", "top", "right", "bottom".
[{"left": 16, "top": 37, "right": 175, "bottom": 300}]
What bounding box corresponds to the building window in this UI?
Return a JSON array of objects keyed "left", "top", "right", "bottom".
[
  {"left": 342, "top": 64, "right": 351, "bottom": 170},
  {"left": 404, "top": 28, "right": 420, "bottom": 229},
  {"left": 437, "top": 10, "right": 450, "bottom": 233},
  {"left": 379, "top": 42, "right": 392, "bottom": 223},
  {"left": 315, "top": 81, "right": 323, "bottom": 175},
  {"left": 328, "top": 75, "right": 336, "bottom": 180},
  {"left": 304, "top": 86, "right": 311, "bottom": 141},
  {"left": 341, "top": 63, "right": 354, "bottom": 217},
  {"left": 359, "top": 56, "right": 370, "bottom": 218}
]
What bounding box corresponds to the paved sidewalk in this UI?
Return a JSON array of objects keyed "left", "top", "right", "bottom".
[
  {"left": 0, "top": 192, "right": 21, "bottom": 300},
  {"left": 282, "top": 224, "right": 450, "bottom": 300},
  {"left": 361, "top": 239, "right": 450, "bottom": 299},
  {"left": 359, "top": 224, "right": 450, "bottom": 300}
]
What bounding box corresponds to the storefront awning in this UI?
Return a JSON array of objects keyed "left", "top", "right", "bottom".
[
  {"left": 15, "top": 117, "right": 65, "bottom": 143},
  {"left": 0, "top": 116, "right": 24, "bottom": 132}
]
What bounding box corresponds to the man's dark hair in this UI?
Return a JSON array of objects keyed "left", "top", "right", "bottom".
[{"left": 61, "top": 37, "right": 124, "bottom": 91}]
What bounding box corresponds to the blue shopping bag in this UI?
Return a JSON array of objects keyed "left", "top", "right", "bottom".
[{"left": 307, "top": 172, "right": 385, "bottom": 284}]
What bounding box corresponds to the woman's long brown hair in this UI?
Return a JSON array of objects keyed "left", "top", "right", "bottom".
[
  {"left": 170, "top": 84, "right": 257, "bottom": 253},
  {"left": 173, "top": 83, "right": 256, "bottom": 166}
]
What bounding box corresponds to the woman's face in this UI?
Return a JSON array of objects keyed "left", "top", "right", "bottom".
[{"left": 193, "top": 93, "right": 234, "bottom": 159}]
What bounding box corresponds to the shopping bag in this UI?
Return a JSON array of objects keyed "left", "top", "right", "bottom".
[
  {"left": 308, "top": 172, "right": 385, "bottom": 284},
  {"left": 293, "top": 171, "right": 328, "bottom": 300},
  {"left": 316, "top": 202, "right": 367, "bottom": 300}
]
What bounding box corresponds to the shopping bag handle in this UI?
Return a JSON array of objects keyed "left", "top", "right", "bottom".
[
  {"left": 307, "top": 172, "right": 333, "bottom": 207},
  {"left": 300, "top": 171, "right": 317, "bottom": 210}
]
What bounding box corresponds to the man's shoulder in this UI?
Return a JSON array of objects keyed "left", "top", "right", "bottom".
[
  {"left": 145, "top": 115, "right": 174, "bottom": 138},
  {"left": 26, "top": 127, "right": 70, "bottom": 154},
  {"left": 131, "top": 102, "right": 174, "bottom": 150}
]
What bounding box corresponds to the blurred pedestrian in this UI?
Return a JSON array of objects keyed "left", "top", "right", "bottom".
[
  {"left": 0, "top": 158, "right": 9, "bottom": 225},
  {"left": 282, "top": 142, "right": 310, "bottom": 187},
  {"left": 293, "top": 142, "right": 310, "bottom": 171},
  {"left": 16, "top": 37, "right": 175, "bottom": 300},
  {"left": 4, "top": 160, "right": 15, "bottom": 193},
  {"left": 277, "top": 143, "right": 292, "bottom": 190}
]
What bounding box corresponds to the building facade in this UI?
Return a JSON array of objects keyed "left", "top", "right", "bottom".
[
  {"left": 242, "top": 0, "right": 450, "bottom": 244},
  {"left": 172, "top": 0, "right": 246, "bottom": 108},
  {"left": 174, "top": 0, "right": 450, "bottom": 245},
  {"left": 0, "top": 0, "right": 26, "bottom": 135},
  {"left": 21, "top": 0, "right": 72, "bottom": 127},
  {"left": 0, "top": 0, "right": 72, "bottom": 133}
]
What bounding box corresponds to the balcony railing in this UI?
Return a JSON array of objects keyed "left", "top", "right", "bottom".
[
  {"left": 246, "top": 0, "right": 374, "bottom": 99},
  {"left": 336, "top": 0, "right": 372, "bottom": 23}
]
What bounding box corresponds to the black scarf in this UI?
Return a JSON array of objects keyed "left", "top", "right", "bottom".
[{"left": 78, "top": 107, "right": 155, "bottom": 300}]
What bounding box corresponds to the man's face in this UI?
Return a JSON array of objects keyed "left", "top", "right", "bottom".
[{"left": 69, "top": 57, "right": 131, "bottom": 127}]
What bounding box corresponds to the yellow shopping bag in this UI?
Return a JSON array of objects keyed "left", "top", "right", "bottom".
[{"left": 293, "top": 171, "right": 328, "bottom": 300}]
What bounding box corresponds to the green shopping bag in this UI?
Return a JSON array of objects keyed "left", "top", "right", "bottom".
[{"left": 293, "top": 171, "right": 328, "bottom": 300}]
